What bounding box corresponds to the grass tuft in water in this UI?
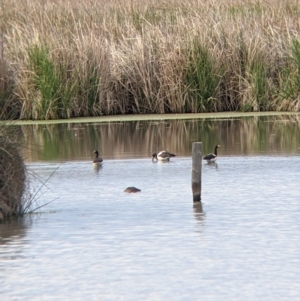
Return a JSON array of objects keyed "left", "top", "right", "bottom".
[{"left": 0, "top": 121, "right": 59, "bottom": 219}]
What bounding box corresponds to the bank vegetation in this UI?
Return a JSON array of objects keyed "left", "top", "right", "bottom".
[{"left": 1, "top": 0, "right": 300, "bottom": 120}]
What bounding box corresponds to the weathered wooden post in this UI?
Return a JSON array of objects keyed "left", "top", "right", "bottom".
[{"left": 191, "top": 142, "right": 202, "bottom": 202}]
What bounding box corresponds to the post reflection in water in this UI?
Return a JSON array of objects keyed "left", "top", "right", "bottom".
[
  {"left": 193, "top": 201, "right": 203, "bottom": 215},
  {"left": 19, "top": 114, "right": 300, "bottom": 162},
  {"left": 193, "top": 202, "right": 205, "bottom": 232}
]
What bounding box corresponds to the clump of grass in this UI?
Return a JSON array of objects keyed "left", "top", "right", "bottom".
[
  {"left": 185, "top": 41, "right": 221, "bottom": 112},
  {"left": 0, "top": 125, "right": 27, "bottom": 219},
  {"left": 275, "top": 39, "right": 300, "bottom": 111},
  {"left": 241, "top": 56, "right": 269, "bottom": 112},
  {"left": 28, "top": 45, "right": 60, "bottom": 119},
  {"left": 0, "top": 123, "right": 57, "bottom": 220},
  {"left": 27, "top": 45, "right": 79, "bottom": 119}
]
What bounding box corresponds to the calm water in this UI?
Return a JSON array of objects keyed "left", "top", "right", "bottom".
[{"left": 1, "top": 115, "right": 300, "bottom": 300}]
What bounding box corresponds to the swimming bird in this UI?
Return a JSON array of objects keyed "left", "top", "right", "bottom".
[
  {"left": 124, "top": 187, "right": 141, "bottom": 193},
  {"left": 203, "top": 145, "right": 221, "bottom": 163},
  {"left": 152, "top": 151, "right": 176, "bottom": 162},
  {"left": 92, "top": 150, "right": 103, "bottom": 166}
]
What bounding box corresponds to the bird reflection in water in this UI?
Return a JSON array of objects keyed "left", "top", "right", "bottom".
[
  {"left": 205, "top": 162, "right": 218, "bottom": 169},
  {"left": 93, "top": 164, "right": 103, "bottom": 174}
]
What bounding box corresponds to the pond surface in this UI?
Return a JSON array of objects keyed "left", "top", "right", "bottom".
[{"left": 1, "top": 115, "right": 300, "bottom": 300}]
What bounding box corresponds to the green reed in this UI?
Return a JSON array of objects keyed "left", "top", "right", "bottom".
[
  {"left": 27, "top": 45, "right": 80, "bottom": 119},
  {"left": 28, "top": 45, "right": 60, "bottom": 119},
  {"left": 186, "top": 42, "right": 221, "bottom": 112}
]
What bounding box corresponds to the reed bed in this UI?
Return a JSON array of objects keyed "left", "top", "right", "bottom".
[{"left": 1, "top": 0, "right": 300, "bottom": 120}]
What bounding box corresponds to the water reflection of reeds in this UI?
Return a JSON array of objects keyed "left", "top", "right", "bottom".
[{"left": 20, "top": 115, "right": 300, "bottom": 162}]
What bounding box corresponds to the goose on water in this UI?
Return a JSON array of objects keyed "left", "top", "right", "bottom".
[
  {"left": 203, "top": 145, "right": 221, "bottom": 163},
  {"left": 92, "top": 150, "right": 103, "bottom": 166},
  {"left": 152, "top": 151, "right": 176, "bottom": 162}
]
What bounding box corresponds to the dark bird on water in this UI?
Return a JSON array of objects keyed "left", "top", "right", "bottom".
[
  {"left": 92, "top": 150, "right": 103, "bottom": 166},
  {"left": 152, "top": 151, "right": 176, "bottom": 162},
  {"left": 124, "top": 187, "right": 141, "bottom": 193},
  {"left": 203, "top": 145, "right": 221, "bottom": 163}
]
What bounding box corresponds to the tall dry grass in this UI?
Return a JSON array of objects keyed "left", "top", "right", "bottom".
[{"left": 1, "top": 0, "right": 300, "bottom": 120}]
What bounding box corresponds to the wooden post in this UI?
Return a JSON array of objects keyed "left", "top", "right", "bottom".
[{"left": 191, "top": 142, "right": 202, "bottom": 202}]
